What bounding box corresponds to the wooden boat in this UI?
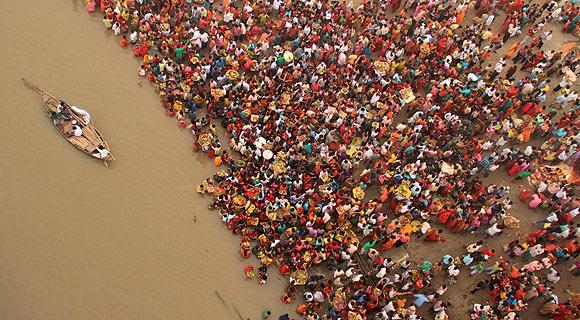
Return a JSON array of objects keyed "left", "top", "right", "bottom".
[{"left": 22, "top": 78, "right": 115, "bottom": 166}]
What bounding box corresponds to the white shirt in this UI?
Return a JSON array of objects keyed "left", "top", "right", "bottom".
[
  {"left": 487, "top": 223, "right": 502, "bottom": 235},
  {"left": 485, "top": 15, "right": 495, "bottom": 26},
  {"left": 448, "top": 266, "right": 460, "bottom": 277},
  {"left": 96, "top": 147, "right": 110, "bottom": 159},
  {"left": 508, "top": 24, "right": 520, "bottom": 37},
  {"left": 537, "top": 182, "right": 548, "bottom": 193},
  {"left": 130, "top": 31, "right": 138, "bottom": 43},
  {"left": 313, "top": 291, "right": 324, "bottom": 303},
  {"left": 71, "top": 106, "right": 91, "bottom": 124},
  {"left": 495, "top": 137, "right": 506, "bottom": 147},
  {"left": 467, "top": 73, "right": 479, "bottom": 82},
  {"left": 482, "top": 141, "right": 493, "bottom": 150},
  {"left": 223, "top": 12, "right": 233, "bottom": 23},
  {"left": 556, "top": 188, "right": 567, "bottom": 199},
  {"left": 71, "top": 125, "right": 83, "bottom": 137},
  {"left": 546, "top": 212, "right": 559, "bottom": 222},
  {"left": 547, "top": 268, "right": 560, "bottom": 283},
  {"left": 558, "top": 151, "right": 568, "bottom": 161}
]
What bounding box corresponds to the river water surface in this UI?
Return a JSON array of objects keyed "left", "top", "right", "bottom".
[{"left": 0, "top": 1, "right": 290, "bottom": 319}]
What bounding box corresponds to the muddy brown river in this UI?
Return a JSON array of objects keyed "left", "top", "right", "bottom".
[{"left": 0, "top": 1, "right": 291, "bottom": 319}]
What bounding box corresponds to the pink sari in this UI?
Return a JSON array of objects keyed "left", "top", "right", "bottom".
[{"left": 528, "top": 194, "right": 542, "bottom": 208}]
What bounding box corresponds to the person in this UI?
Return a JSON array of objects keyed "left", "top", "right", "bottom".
[
  {"left": 70, "top": 105, "right": 91, "bottom": 124},
  {"left": 414, "top": 293, "right": 429, "bottom": 307},
  {"left": 546, "top": 268, "right": 560, "bottom": 283},
  {"left": 485, "top": 223, "right": 503, "bottom": 237},
  {"left": 120, "top": 35, "right": 128, "bottom": 48},
  {"left": 68, "top": 121, "right": 83, "bottom": 137},
  {"left": 92, "top": 145, "right": 110, "bottom": 159},
  {"left": 51, "top": 101, "right": 70, "bottom": 123},
  {"left": 261, "top": 308, "right": 272, "bottom": 319}
]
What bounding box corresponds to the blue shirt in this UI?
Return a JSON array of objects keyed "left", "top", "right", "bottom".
[
  {"left": 442, "top": 255, "right": 454, "bottom": 265},
  {"left": 414, "top": 294, "right": 429, "bottom": 307}
]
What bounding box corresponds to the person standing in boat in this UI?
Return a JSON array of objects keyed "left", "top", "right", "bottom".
[{"left": 70, "top": 105, "right": 91, "bottom": 124}]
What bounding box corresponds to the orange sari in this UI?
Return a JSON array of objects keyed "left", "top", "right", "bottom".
[
  {"left": 519, "top": 123, "right": 534, "bottom": 142},
  {"left": 506, "top": 41, "right": 521, "bottom": 58},
  {"left": 456, "top": 10, "right": 466, "bottom": 24}
]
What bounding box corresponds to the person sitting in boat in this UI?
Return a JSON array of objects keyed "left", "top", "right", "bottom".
[
  {"left": 92, "top": 145, "right": 110, "bottom": 159},
  {"left": 50, "top": 110, "right": 61, "bottom": 124},
  {"left": 70, "top": 105, "right": 91, "bottom": 124},
  {"left": 67, "top": 120, "right": 83, "bottom": 137},
  {"left": 56, "top": 101, "right": 66, "bottom": 113},
  {"left": 51, "top": 101, "right": 70, "bottom": 124}
]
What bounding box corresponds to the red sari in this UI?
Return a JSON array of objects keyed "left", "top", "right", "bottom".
[
  {"left": 438, "top": 210, "right": 451, "bottom": 224},
  {"left": 507, "top": 163, "right": 521, "bottom": 176}
]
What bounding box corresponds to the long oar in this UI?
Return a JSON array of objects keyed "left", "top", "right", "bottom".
[
  {"left": 21, "top": 78, "right": 55, "bottom": 99},
  {"left": 21, "top": 77, "right": 39, "bottom": 91}
]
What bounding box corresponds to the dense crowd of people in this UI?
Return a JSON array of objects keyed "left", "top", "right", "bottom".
[{"left": 93, "top": 0, "right": 578, "bottom": 318}]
